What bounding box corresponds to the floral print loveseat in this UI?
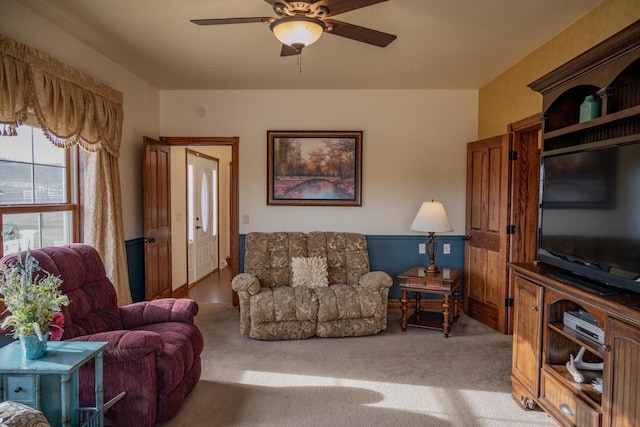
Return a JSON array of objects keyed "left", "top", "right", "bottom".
[{"left": 232, "top": 232, "right": 393, "bottom": 340}]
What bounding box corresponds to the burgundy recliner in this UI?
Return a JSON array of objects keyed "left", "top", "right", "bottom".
[{"left": 0, "top": 244, "right": 203, "bottom": 426}]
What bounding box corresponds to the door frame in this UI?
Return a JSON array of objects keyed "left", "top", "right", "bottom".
[
  {"left": 161, "top": 136, "right": 240, "bottom": 298},
  {"left": 464, "top": 114, "right": 541, "bottom": 334}
]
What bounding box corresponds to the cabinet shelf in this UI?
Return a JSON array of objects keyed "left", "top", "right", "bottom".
[
  {"left": 545, "top": 364, "right": 602, "bottom": 408},
  {"left": 548, "top": 322, "right": 605, "bottom": 357},
  {"left": 511, "top": 261, "right": 640, "bottom": 426},
  {"left": 543, "top": 104, "right": 640, "bottom": 140}
]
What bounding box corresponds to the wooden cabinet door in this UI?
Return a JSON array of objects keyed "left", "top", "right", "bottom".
[
  {"left": 143, "top": 136, "right": 172, "bottom": 300},
  {"left": 464, "top": 135, "right": 510, "bottom": 333},
  {"left": 603, "top": 317, "right": 640, "bottom": 427},
  {"left": 512, "top": 274, "right": 543, "bottom": 407}
]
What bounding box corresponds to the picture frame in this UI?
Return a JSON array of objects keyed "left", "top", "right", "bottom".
[{"left": 267, "top": 130, "right": 362, "bottom": 206}]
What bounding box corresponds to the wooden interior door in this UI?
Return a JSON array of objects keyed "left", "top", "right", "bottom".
[
  {"left": 143, "top": 136, "right": 172, "bottom": 300},
  {"left": 506, "top": 116, "right": 541, "bottom": 334},
  {"left": 465, "top": 117, "right": 541, "bottom": 334},
  {"left": 464, "top": 135, "right": 510, "bottom": 333}
]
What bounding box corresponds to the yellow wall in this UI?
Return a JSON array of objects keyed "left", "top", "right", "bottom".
[{"left": 478, "top": 0, "right": 640, "bottom": 139}]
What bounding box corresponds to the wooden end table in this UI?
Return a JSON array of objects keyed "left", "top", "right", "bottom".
[{"left": 398, "top": 266, "right": 462, "bottom": 338}]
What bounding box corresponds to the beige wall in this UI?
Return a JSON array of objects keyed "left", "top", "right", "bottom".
[
  {"left": 1, "top": 0, "right": 160, "bottom": 240},
  {"left": 2, "top": 2, "right": 478, "bottom": 291},
  {"left": 170, "top": 146, "right": 232, "bottom": 289},
  {"left": 478, "top": 0, "right": 640, "bottom": 139},
  {"left": 160, "top": 90, "right": 478, "bottom": 236}
]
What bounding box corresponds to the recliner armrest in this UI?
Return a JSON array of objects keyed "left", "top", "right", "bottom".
[
  {"left": 231, "top": 273, "right": 261, "bottom": 295},
  {"left": 359, "top": 271, "right": 393, "bottom": 291},
  {"left": 67, "top": 330, "right": 164, "bottom": 362},
  {"left": 120, "top": 298, "right": 199, "bottom": 329}
]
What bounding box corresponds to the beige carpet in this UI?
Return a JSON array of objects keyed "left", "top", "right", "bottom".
[{"left": 159, "top": 303, "right": 555, "bottom": 427}]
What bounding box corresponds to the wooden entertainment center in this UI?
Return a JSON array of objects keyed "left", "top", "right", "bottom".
[
  {"left": 510, "top": 21, "right": 640, "bottom": 427},
  {"left": 511, "top": 263, "right": 640, "bottom": 426}
]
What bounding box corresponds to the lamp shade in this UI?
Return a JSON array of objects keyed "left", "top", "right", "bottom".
[
  {"left": 410, "top": 201, "right": 453, "bottom": 233},
  {"left": 270, "top": 17, "right": 325, "bottom": 49}
]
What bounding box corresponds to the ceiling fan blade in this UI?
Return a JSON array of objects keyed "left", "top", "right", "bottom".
[
  {"left": 190, "top": 17, "right": 274, "bottom": 26},
  {"left": 312, "top": 0, "right": 389, "bottom": 17},
  {"left": 323, "top": 19, "right": 396, "bottom": 47},
  {"left": 280, "top": 44, "right": 302, "bottom": 56}
]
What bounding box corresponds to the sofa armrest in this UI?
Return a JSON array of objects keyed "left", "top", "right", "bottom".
[
  {"left": 231, "top": 273, "right": 261, "bottom": 336},
  {"left": 359, "top": 271, "right": 393, "bottom": 291},
  {"left": 0, "top": 401, "right": 50, "bottom": 427},
  {"left": 231, "top": 273, "right": 261, "bottom": 295},
  {"left": 67, "top": 330, "right": 164, "bottom": 362},
  {"left": 120, "top": 298, "right": 199, "bottom": 329}
]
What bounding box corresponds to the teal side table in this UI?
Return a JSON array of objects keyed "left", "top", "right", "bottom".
[{"left": 0, "top": 341, "right": 108, "bottom": 427}]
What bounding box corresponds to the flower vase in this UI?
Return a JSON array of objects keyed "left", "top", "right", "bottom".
[{"left": 19, "top": 333, "right": 49, "bottom": 360}]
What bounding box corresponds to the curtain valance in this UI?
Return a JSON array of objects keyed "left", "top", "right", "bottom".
[
  {"left": 0, "top": 32, "right": 131, "bottom": 305},
  {"left": 0, "top": 33, "right": 123, "bottom": 156}
]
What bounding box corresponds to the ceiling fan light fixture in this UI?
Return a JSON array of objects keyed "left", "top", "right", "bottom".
[{"left": 270, "top": 17, "right": 325, "bottom": 49}]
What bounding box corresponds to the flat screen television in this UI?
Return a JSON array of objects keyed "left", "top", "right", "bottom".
[{"left": 538, "top": 141, "right": 640, "bottom": 295}]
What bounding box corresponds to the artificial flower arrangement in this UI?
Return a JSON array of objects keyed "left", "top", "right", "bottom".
[{"left": 0, "top": 250, "right": 70, "bottom": 342}]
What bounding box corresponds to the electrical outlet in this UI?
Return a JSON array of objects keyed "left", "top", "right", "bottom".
[
  {"left": 418, "top": 243, "right": 426, "bottom": 254},
  {"left": 443, "top": 243, "right": 451, "bottom": 255}
]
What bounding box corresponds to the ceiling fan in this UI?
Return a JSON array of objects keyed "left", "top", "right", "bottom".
[{"left": 190, "top": 0, "right": 397, "bottom": 57}]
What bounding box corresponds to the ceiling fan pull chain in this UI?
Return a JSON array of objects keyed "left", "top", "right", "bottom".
[{"left": 297, "top": 51, "right": 302, "bottom": 73}]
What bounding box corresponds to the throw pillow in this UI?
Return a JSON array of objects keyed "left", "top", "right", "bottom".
[
  {"left": 0, "top": 401, "right": 51, "bottom": 426},
  {"left": 291, "top": 256, "right": 329, "bottom": 289}
]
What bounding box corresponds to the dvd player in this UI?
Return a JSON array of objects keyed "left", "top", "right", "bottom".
[{"left": 563, "top": 310, "right": 604, "bottom": 344}]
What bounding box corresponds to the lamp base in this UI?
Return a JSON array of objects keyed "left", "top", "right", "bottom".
[
  {"left": 423, "top": 263, "right": 441, "bottom": 275},
  {"left": 424, "top": 232, "right": 440, "bottom": 275}
]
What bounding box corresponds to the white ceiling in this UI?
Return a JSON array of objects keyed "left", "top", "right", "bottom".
[{"left": 20, "top": 0, "right": 603, "bottom": 90}]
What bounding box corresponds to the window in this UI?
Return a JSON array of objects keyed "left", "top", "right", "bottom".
[{"left": 0, "top": 123, "right": 78, "bottom": 257}]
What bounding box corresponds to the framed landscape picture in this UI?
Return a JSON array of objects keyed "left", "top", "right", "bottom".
[{"left": 267, "top": 130, "right": 362, "bottom": 206}]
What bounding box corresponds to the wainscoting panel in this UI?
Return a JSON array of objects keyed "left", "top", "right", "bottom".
[
  {"left": 238, "top": 234, "right": 465, "bottom": 300},
  {"left": 125, "top": 238, "right": 146, "bottom": 302},
  {"left": 126, "top": 235, "right": 465, "bottom": 303}
]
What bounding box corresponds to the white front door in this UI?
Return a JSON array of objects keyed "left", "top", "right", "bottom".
[{"left": 187, "top": 151, "right": 219, "bottom": 283}]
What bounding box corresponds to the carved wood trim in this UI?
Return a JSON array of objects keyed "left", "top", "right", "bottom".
[{"left": 529, "top": 21, "right": 640, "bottom": 94}]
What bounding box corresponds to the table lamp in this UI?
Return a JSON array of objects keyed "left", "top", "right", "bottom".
[{"left": 410, "top": 201, "right": 453, "bottom": 274}]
